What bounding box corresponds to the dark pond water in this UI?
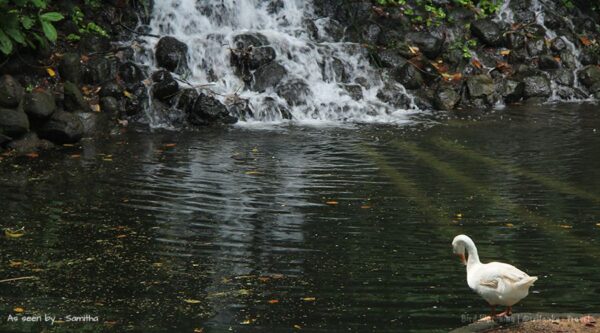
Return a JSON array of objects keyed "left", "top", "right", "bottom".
[{"left": 1, "top": 103, "right": 600, "bottom": 333}]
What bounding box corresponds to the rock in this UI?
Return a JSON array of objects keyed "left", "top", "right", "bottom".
[
  {"left": 526, "top": 38, "right": 547, "bottom": 57},
  {"left": 0, "top": 75, "right": 24, "bottom": 108},
  {"left": 434, "top": 86, "right": 460, "bottom": 110},
  {"left": 188, "top": 93, "right": 237, "bottom": 125},
  {"left": 38, "top": 111, "right": 84, "bottom": 144},
  {"left": 405, "top": 32, "right": 444, "bottom": 59},
  {"left": 6, "top": 132, "right": 53, "bottom": 153},
  {"left": 251, "top": 62, "right": 287, "bottom": 92},
  {"left": 323, "top": 57, "right": 348, "bottom": 82},
  {"left": 554, "top": 68, "right": 574, "bottom": 86},
  {"left": 262, "top": 97, "right": 292, "bottom": 120},
  {"left": 233, "top": 33, "right": 268, "bottom": 49},
  {"left": 340, "top": 84, "right": 363, "bottom": 101},
  {"left": 63, "top": 81, "right": 89, "bottom": 112},
  {"left": 100, "top": 96, "right": 120, "bottom": 114},
  {"left": 119, "top": 61, "right": 146, "bottom": 84},
  {"left": 376, "top": 49, "right": 408, "bottom": 69},
  {"left": 312, "top": 18, "right": 345, "bottom": 42},
  {"left": 507, "top": 33, "right": 526, "bottom": 50},
  {"left": 393, "top": 63, "right": 424, "bottom": 90},
  {"left": 362, "top": 24, "right": 382, "bottom": 45},
  {"left": 550, "top": 37, "right": 567, "bottom": 52},
  {"left": 470, "top": 19, "right": 504, "bottom": 47},
  {"left": 376, "top": 83, "right": 413, "bottom": 109},
  {"left": 276, "top": 79, "right": 312, "bottom": 106},
  {"left": 509, "top": 0, "right": 536, "bottom": 23},
  {"left": 99, "top": 81, "right": 123, "bottom": 99},
  {"left": 267, "top": 0, "right": 284, "bottom": 13},
  {"left": 523, "top": 75, "right": 551, "bottom": 97},
  {"left": 176, "top": 88, "right": 199, "bottom": 113},
  {"left": 59, "top": 53, "right": 82, "bottom": 84},
  {"left": 467, "top": 74, "right": 495, "bottom": 98},
  {"left": 247, "top": 47, "right": 276, "bottom": 70},
  {"left": 155, "top": 36, "right": 189, "bottom": 74},
  {"left": 560, "top": 49, "right": 577, "bottom": 69},
  {"left": 578, "top": 65, "right": 600, "bottom": 88},
  {"left": 0, "top": 133, "right": 10, "bottom": 145},
  {"left": 23, "top": 91, "right": 56, "bottom": 120},
  {"left": 124, "top": 83, "right": 148, "bottom": 117},
  {"left": 152, "top": 71, "right": 179, "bottom": 102},
  {"left": 0, "top": 107, "right": 29, "bottom": 138},
  {"left": 83, "top": 56, "right": 117, "bottom": 84},
  {"left": 580, "top": 49, "right": 599, "bottom": 66},
  {"left": 79, "top": 35, "right": 111, "bottom": 54},
  {"left": 538, "top": 55, "right": 560, "bottom": 69},
  {"left": 227, "top": 101, "right": 254, "bottom": 121},
  {"left": 501, "top": 80, "right": 525, "bottom": 103}
]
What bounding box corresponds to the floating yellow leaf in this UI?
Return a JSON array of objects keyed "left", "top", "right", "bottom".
[
  {"left": 505, "top": 223, "right": 514, "bottom": 228},
  {"left": 251, "top": 147, "right": 259, "bottom": 153},
  {"left": 499, "top": 49, "right": 511, "bottom": 56},
  {"left": 560, "top": 225, "right": 573, "bottom": 229},
  {"left": 25, "top": 152, "right": 39, "bottom": 158},
  {"left": 360, "top": 205, "right": 371, "bottom": 209},
  {"left": 123, "top": 90, "right": 133, "bottom": 98},
  {"left": 91, "top": 104, "right": 101, "bottom": 112},
  {"left": 5, "top": 228, "right": 25, "bottom": 238},
  {"left": 326, "top": 200, "right": 338, "bottom": 205},
  {"left": 70, "top": 154, "right": 81, "bottom": 158},
  {"left": 455, "top": 213, "right": 463, "bottom": 218},
  {"left": 164, "top": 143, "right": 177, "bottom": 148},
  {"left": 14, "top": 307, "right": 24, "bottom": 313},
  {"left": 293, "top": 325, "right": 302, "bottom": 329},
  {"left": 9, "top": 260, "right": 23, "bottom": 268},
  {"left": 267, "top": 299, "right": 279, "bottom": 304},
  {"left": 245, "top": 170, "right": 260, "bottom": 175},
  {"left": 302, "top": 297, "right": 316, "bottom": 302},
  {"left": 241, "top": 320, "right": 251, "bottom": 325},
  {"left": 183, "top": 299, "right": 202, "bottom": 304},
  {"left": 194, "top": 329, "right": 204, "bottom": 333},
  {"left": 46, "top": 67, "right": 56, "bottom": 77},
  {"left": 596, "top": 223, "right": 600, "bottom": 227}
]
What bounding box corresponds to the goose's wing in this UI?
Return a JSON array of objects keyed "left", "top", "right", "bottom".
[{"left": 476, "top": 262, "right": 531, "bottom": 289}]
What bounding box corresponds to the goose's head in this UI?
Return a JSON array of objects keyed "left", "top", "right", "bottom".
[{"left": 452, "top": 234, "right": 473, "bottom": 265}]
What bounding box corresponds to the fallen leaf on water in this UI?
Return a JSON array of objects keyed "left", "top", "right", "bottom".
[
  {"left": 194, "top": 329, "right": 204, "bottom": 333},
  {"left": 294, "top": 325, "right": 302, "bottom": 329},
  {"left": 9, "top": 260, "right": 23, "bottom": 268},
  {"left": 499, "top": 49, "right": 511, "bottom": 56},
  {"left": 46, "top": 68, "right": 56, "bottom": 78},
  {"left": 302, "top": 297, "right": 316, "bottom": 302},
  {"left": 245, "top": 170, "right": 260, "bottom": 175},
  {"left": 326, "top": 200, "right": 338, "bottom": 205},
  {"left": 116, "top": 234, "right": 127, "bottom": 238},
  {"left": 596, "top": 223, "right": 600, "bottom": 227},
  {"left": 25, "top": 152, "right": 39, "bottom": 158},
  {"left": 258, "top": 276, "right": 270, "bottom": 282},
  {"left": 560, "top": 225, "right": 573, "bottom": 229},
  {"left": 183, "top": 299, "right": 202, "bottom": 304},
  {"left": 14, "top": 307, "right": 24, "bottom": 313},
  {"left": 441, "top": 72, "right": 462, "bottom": 81},
  {"left": 267, "top": 299, "right": 279, "bottom": 304},
  {"left": 70, "top": 154, "right": 81, "bottom": 158},
  {"left": 5, "top": 228, "right": 25, "bottom": 238},
  {"left": 164, "top": 143, "right": 177, "bottom": 148},
  {"left": 360, "top": 205, "right": 371, "bottom": 209},
  {"left": 241, "top": 320, "right": 252, "bottom": 325},
  {"left": 123, "top": 91, "right": 133, "bottom": 98},
  {"left": 63, "top": 143, "right": 74, "bottom": 147},
  {"left": 506, "top": 223, "right": 514, "bottom": 227}
]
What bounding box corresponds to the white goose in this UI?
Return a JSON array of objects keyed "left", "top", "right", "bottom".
[{"left": 452, "top": 234, "right": 537, "bottom": 318}]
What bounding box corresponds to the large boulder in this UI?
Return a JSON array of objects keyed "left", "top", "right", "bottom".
[
  {"left": 434, "top": 86, "right": 460, "bottom": 110},
  {"left": 577, "top": 65, "right": 600, "bottom": 88},
  {"left": 38, "top": 111, "right": 84, "bottom": 144},
  {"left": 405, "top": 32, "right": 444, "bottom": 59},
  {"left": 0, "top": 107, "right": 29, "bottom": 138},
  {"left": 251, "top": 62, "right": 287, "bottom": 92},
  {"left": 59, "top": 53, "right": 81, "bottom": 84},
  {"left": 23, "top": 90, "right": 56, "bottom": 120},
  {"left": 522, "top": 75, "right": 551, "bottom": 97},
  {"left": 0, "top": 75, "right": 24, "bottom": 108},
  {"left": 393, "top": 63, "right": 424, "bottom": 90},
  {"left": 151, "top": 70, "right": 179, "bottom": 102},
  {"left": 155, "top": 36, "right": 189, "bottom": 74},
  {"left": 470, "top": 19, "right": 504, "bottom": 47},
  {"left": 188, "top": 93, "right": 237, "bottom": 125},
  {"left": 63, "top": 81, "right": 89, "bottom": 112},
  {"left": 466, "top": 74, "right": 495, "bottom": 98}
]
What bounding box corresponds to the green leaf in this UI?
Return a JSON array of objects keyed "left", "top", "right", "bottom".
[
  {"left": 40, "top": 20, "right": 57, "bottom": 42},
  {"left": 0, "top": 28, "right": 14, "bottom": 55},
  {"left": 40, "top": 12, "right": 64, "bottom": 22},
  {"left": 4, "top": 26, "right": 26, "bottom": 45},
  {"left": 30, "top": 0, "right": 47, "bottom": 8},
  {"left": 21, "top": 16, "right": 34, "bottom": 30}
]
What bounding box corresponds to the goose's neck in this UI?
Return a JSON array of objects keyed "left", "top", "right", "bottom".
[{"left": 465, "top": 240, "right": 481, "bottom": 268}]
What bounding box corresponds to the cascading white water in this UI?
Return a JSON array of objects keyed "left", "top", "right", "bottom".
[{"left": 138, "top": 0, "right": 418, "bottom": 126}]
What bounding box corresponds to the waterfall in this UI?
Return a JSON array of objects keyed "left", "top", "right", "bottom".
[{"left": 137, "top": 0, "right": 418, "bottom": 126}]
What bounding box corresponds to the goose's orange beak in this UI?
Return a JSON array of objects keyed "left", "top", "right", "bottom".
[{"left": 457, "top": 253, "right": 466, "bottom": 265}]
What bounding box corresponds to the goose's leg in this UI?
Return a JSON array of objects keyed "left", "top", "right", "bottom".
[
  {"left": 490, "top": 305, "right": 496, "bottom": 317},
  {"left": 496, "top": 307, "right": 512, "bottom": 317}
]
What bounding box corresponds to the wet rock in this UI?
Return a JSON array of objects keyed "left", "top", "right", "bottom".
[
  {"left": 376, "top": 83, "right": 413, "bottom": 109},
  {"left": 155, "top": 36, "right": 189, "bottom": 74},
  {"left": 509, "top": 0, "right": 536, "bottom": 23},
  {"left": 227, "top": 101, "right": 254, "bottom": 121},
  {"left": 83, "top": 56, "right": 117, "bottom": 84},
  {"left": 262, "top": 97, "right": 292, "bottom": 120},
  {"left": 247, "top": 47, "right": 276, "bottom": 70},
  {"left": 554, "top": 68, "right": 574, "bottom": 86},
  {"left": 508, "top": 48, "right": 529, "bottom": 64},
  {"left": 152, "top": 70, "right": 179, "bottom": 102},
  {"left": 393, "top": 63, "right": 424, "bottom": 90},
  {"left": 323, "top": 57, "right": 348, "bottom": 82},
  {"left": 251, "top": 62, "right": 287, "bottom": 92},
  {"left": 38, "top": 111, "right": 84, "bottom": 144},
  {"left": 267, "top": 0, "right": 284, "bottom": 14},
  {"left": 578, "top": 65, "right": 600, "bottom": 88},
  {"left": 523, "top": 75, "right": 551, "bottom": 97},
  {"left": 580, "top": 49, "right": 599, "bottom": 66},
  {"left": 0, "top": 75, "right": 24, "bottom": 108},
  {"left": 467, "top": 74, "right": 494, "bottom": 98},
  {"left": 362, "top": 24, "right": 382, "bottom": 45},
  {"left": 501, "top": 80, "right": 525, "bottom": 103},
  {"left": 526, "top": 39, "right": 547, "bottom": 57},
  {"left": 550, "top": 37, "right": 567, "bottom": 52},
  {"left": 508, "top": 33, "right": 526, "bottom": 50},
  {"left": 188, "top": 93, "right": 237, "bottom": 125},
  {"left": 233, "top": 33, "right": 268, "bottom": 49},
  {"left": 124, "top": 82, "right": 149, "bottom": 117},
  {"left": 434, "top": 86, "right": 460, "bottom": 110},
  {"left": 0, "top": 107, "right": 29, "bottom": 138},
  {"left": 538, "top": 55, "right": 560, "bottom": 69},
  {"left": 176, "top": 88, "right": 199, "bottom": 113},
  {"left": 312, "top": 18, "right": 345, "bottom": 42},
  {"left": 79, "top": 35, "right": 111, "bottom": 54},
  {"left": 559, "top": 49, "right": 577, "bottom": 69},
  {"left": 0, "top": 133, "right": 10, "bottom": 145},
  {"left": 405, "top": 32, "right": 444, "bottom": 59},
  {"left": 471, "top": 19, "right": 504, "bottom": 47},
  {"left": 340, "top": 84, "right": 363, "bottom": 101},
  {"left": 119, "top": 61, "right": 146, "bottom": 84},
  {"left": 100, "top": 96, "right": 120, "bottom": 114},
  {"left": 376, "top": 49, "right": 408, "bottom": 69},
  {"left": 63, "top": 81, "right": 89, "bottom": 112},
  {"left": 23, "top": 91, "right": 56, "bottom": 120},
  {"left": 100, "top": 81, "right": 123, "bottom": 99},
  {"left": 6, "top": 132, "right": 53, "bottom": 153},
  {"left": 59, "top": 53, "right": 82, "bottom": 84},
  {"left": 276, "top": 79, "right": 312, "bottom": 106}
]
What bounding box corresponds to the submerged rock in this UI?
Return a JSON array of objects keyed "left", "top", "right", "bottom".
[
  {"left": 155, "top": 36, "right": 189, "bottom": 74},
  {"left": 38, "top": 111, "right": 84, "bottom": 144},
  {"left": 119, "top": 61, "right": 146, "bottom": 85},
  {"left": 0, "top": 75, "right": 24, "bottom": 108}
]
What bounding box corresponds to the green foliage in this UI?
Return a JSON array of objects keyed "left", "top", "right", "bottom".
[
  {"left": 451, "top": 38, "right": 478, "bottom": 59},
  {"left": 70, "top": 6, "right": 108, "bottom": 39}
]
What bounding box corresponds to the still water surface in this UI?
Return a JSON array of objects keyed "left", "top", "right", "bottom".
[{"left": 1, "top": 103, "right": 599, "bottom": 332}]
